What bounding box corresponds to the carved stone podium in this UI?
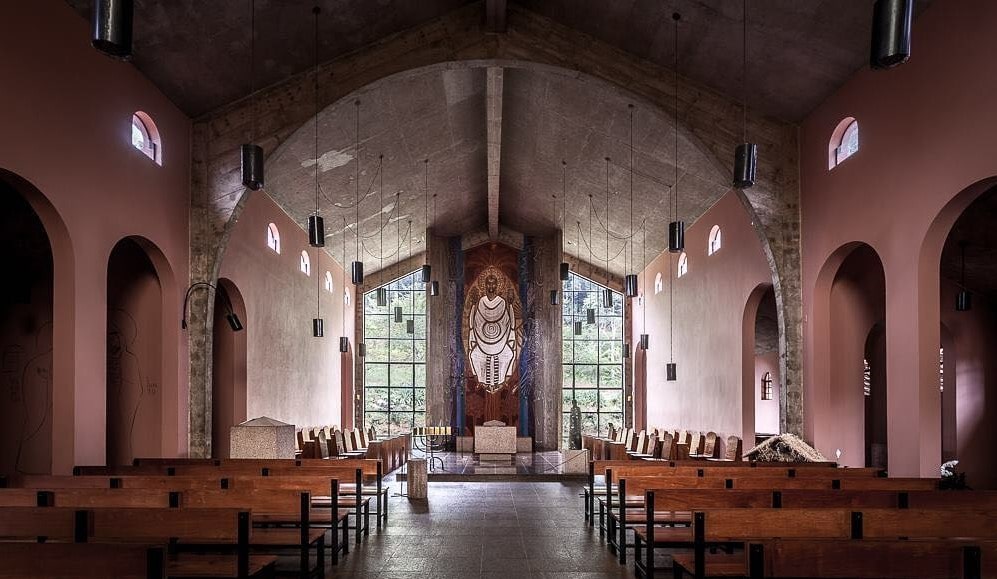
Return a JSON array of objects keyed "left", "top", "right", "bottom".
[
  {"left": 229, "top": 416, "right": 295, "bottom": 459},
  {"left": 474, "top": 421, "right": 516, "bottom": 463}
]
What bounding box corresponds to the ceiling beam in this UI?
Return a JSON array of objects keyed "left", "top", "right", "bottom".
[
  {"left": 486, "top": 66, "right": 504, "bottom": 240},
  {"left": 485, "top": 0, "right": 507, "bottom": 33}
]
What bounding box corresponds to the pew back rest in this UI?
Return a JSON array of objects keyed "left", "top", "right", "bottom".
[
  {"left": 0, "top": 543, "right": 165, "bottom": 579},
  {"left": 695, "top": 508, "right": 852, "bottom": 540},
  {"left": 723, "top": 435, "right": 741, "bottom": 461},
  {"left": 181, "top": 489, "right": 307, "bottom": 516},
  {"left": 861, "top": 509, "right": 997, "bottom": 539},
  {"left": 91, "top": 507, "right": 246, "bottom": 542},
  {"left": 0, "top": 507, "right": 83, "bottom": 541}
]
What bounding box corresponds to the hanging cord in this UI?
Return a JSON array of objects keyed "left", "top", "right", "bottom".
[
  {"left": 396, "top": 192, "right": 402, "bottom": 279},
  {"left": 670, "top": 12, "right": 680, "bottom": 363},
  {"left": 561, "top": 161, "right": 567, "bottom": 259},
  {"left": 629, "top": 105, "right": 635, "bottom": 281},
  {"left": 249, "top": 0, "right": 256, "bottom": 143},
  {"left": 742, "top": 0, "right": 748, "bottom": 143},
  {"left": 343, "top": 216, "right": 348, "bottom": 335},
  {"left": 354, "top": 101, "right": 361, "bottom": 266},
  {"left": 312, "top": 6, "right": 320, "bottom": 220},
  {"left": 424, "top": 159, "right": 430, "bottom": 261},
  {"left": 605, "top": 157, "right": 611, "bottom": 286},
  {"left": 642, "top": 224, "right": 647, "bottom": 334},
  {"left": 379, "top": 154, "right": 384, "bottom": 274}
]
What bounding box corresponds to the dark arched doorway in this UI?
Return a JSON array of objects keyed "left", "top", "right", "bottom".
[
  {"left": 106, "top": 238, "right": 164, "bottom": 466},
  {"left": 211, "top": 278, "right": 247, "bottom": 459},
  {"left": 0, "top": 180, "right": 54, "bottom": 476}
]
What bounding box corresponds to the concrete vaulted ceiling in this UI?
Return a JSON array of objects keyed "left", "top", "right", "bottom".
[{"left": 65, "top": 0, "right": 932, "bottom": 277}]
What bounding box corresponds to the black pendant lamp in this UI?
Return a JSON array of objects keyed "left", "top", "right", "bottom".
[
  {"left": 732, "top": 0, "right": 757, "bottom": 190},
  {"left": 92, "top": 0, "right": 133, "bottom": 59},
  {"left": 550, "top": 289, "right": 560, "bottom": 306},
  {"left": 623, "top": 343, "right": 630, "bottom": 359},
  {"left": 668, "top": 13, "right": 685, "bottom": 254},
  {"left": 559, "top": 161, "right": 570, "bottom": 281},
  {"left": 312, "top": 317, "right": 324, "bottom": 338},
  {"left": 358, "top": 342, "right": 366, "bottom": 358},
  {"left": 586, "top": 308, "right": 596, "bottom": 325},
  {"left": 602, "top": 288, "right": 613, "bottom": 309},
  {"left": 430, "top": 281, "right": 440, "bottom": 297},
  {"left": 377, "top": 287, "right": 388, "bottom": 307},
  {"left": 639, "top": 334, "right": 649, "bottom": 350},
  {"left": 240, "top": 0, "right": 264, "bottom": 191},
  {"left": 406, "top": 319, "right": 415, "bottom": 334},
  {"left": 957, "top": 241, "right": 972, "bottom": 311},
  {"left": 350, "top": 100, "right": 364, "bottom": 285},
  {"left": 394, "top": 306, "right": 403, "bottom": 323},
  {"left": 421, "top": 160, "right": 432, "bottom": 283},
  {"left": 560, "top": 263, "right": 570, "bottom": 282},
  {"left": 340, "top": 216, "right": 350, "bottom": 352},
  {"left": 573, "top": 321, "right": 583, "bottom": 336},
  {"left": 421, "top": 265, "right": 432, "bottom": 283},
  {"left": 871, "top": 0, "right": 913, "bottom": 70},
  {"left": 666, "top": 362, "right": 677, "bottom": 381},
  {"left": 339, "top": 337, "right": 349, "bottom": 353},
  {"left": 307, "top": 7, "right": 324, "bottom": 247},
  {"left": 625, "top": 105, "right": 639, "bottom": 298},
  {"left": 308, "top": 216, "right": 325, "bottom": 247}
]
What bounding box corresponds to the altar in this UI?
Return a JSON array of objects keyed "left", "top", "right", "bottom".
[{"left": 474, "top": 424, "right": 517, "bottom": 463}]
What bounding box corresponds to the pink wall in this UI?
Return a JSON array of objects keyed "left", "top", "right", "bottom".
[
  {"left": 634, "top": 192, "right": 772, "bottom": 444},
  {"left": 0, "top": 1, "right": 191, "bottom": 473},
  {"left": 801, "top": 0, "right": 997, "bottom": 478},
  {"left": 211, "top": 280, "right": 248, "bottom": 459},
  {"left": 754, "top": 352, "right": 780, "bottom": 436},
  {"left": 218, "top": 192, "right": 353, "bottom": 429},
  {"left": 940, "top": 280, "right": 997, "bottom": 488}
]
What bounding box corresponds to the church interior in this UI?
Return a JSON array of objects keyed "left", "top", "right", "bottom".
[{"left": 2, "top": 0, "right": 997, "bottom": 577}]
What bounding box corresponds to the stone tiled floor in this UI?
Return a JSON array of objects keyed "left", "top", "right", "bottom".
[{"left": 326, "top": 481, "right": 634, "bottom": 578}]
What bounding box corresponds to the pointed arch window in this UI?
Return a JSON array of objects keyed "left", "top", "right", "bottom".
[
  {"left": 677, "top": 252, "right": 688, "bottom": 278},
  {"left": 708, "top": 225, "right": 722, "bottom": 255},
  {"left": 131, "top": 111, "right": 162, "bottom": 165},
  {"left": 266, "top": 223, "right": 281, "bottom": 254},
  {"left": 300, "top": 250, "right": 311, "bottom": 276}
]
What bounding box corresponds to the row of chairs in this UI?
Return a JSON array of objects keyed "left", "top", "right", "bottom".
[
  {"left": 296, "top": 426, "right": 369, "bottom": 460},
  {"left": 615, "top": 428, "right": 742, "bottom": 462}
]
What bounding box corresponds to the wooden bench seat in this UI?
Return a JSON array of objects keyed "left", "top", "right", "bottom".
[
  {"left": 671, "top": 552, "right": 745, "bottom": 578},
  {"left": 166, "top": 554, "right": 277, "bottom": 578},
  {"left": 0, "top": 542, "right": 169, "bottom": 579}
]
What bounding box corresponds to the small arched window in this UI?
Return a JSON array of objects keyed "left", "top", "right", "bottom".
[
  {"left": 266, "top": 223, "right": 281, "bottom": 254},
  {"left": 654, "top": 272, "right": 663, "bottom": 295},
  {"left": 344, "top": 289, "right": 351, "bottom": 306},
  {"left": 130, "top": 112, "right": 162, "bottom": 165},
  {"left": 708, "top": 225, "right": 722, "bottom": 256},
  {"left": 828, "top": 117, "right": 859, "bottom": 169},
  {"left": 761, "top": 372, "right": 773, "bottom": 400},
  {"left": 677, "top": 252, "right": 688, "bottom": 278},
  {"left": 300, "top": 250, "right": 311, "bottom": 276},
  {"left": 324, "top": 271, "right": 334, "bottom": 292}
]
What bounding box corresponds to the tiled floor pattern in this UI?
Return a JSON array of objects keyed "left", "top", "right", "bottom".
[
  {"left": 326, "top": 481, "right": 635, "bottom": 579},
  {"left": 409, "top": 451, "right": 589, "bottom": 477}
]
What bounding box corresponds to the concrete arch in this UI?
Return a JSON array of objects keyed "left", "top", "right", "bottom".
[{"left": 0, "top": 168, "right": 75, "bottom": 474}]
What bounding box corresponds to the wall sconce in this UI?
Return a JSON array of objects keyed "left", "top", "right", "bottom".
[{"left": 181, "top": 282, "right": 243, "bottom": 332}]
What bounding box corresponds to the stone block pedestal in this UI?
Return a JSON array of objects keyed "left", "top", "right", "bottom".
[{"left": 408, "top": 458, "right": 427, "bottom": 499}]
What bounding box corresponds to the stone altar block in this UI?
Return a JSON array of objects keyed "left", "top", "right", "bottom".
[
  {"left": 229, "top": 416, "right": 295, "bottom": 459},
  {"left": 474, "top": 426, "right": 517, "bottom": 463}
]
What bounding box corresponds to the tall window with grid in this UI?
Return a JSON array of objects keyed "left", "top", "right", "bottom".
[
  {"left": 362, "top": 270, "right": 427, "bottom": 435},
  {"left": 561, "top": 272, "right": 624, "bottom": 444}
]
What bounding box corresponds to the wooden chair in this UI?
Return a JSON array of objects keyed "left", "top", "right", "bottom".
[
  {"left": 708, "top": 435, "right": 742, "bottom": 462},
  {"left": 690, "top": 432, "right": 718, "bottom": 459}
]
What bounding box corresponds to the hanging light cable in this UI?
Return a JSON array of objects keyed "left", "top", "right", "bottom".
[
  {"left": 733, "top": 0, "right": 758, "bottom": 189},
  {"left": 639, "top": 223, "right": 648, "bottom": 350},
  {"left": 602, "top": 158, "right": 614, "bottom": 309},
  {"left": 376, "top": 154, "right": 388, "bottom": 307},
  {"left": 406, "top": 219, "right": 416, "bottom": 334},
  {"left": 421, "top": 159, "right": 431, "bottom": 283},
  {"left": 668, "top": 13, "right": 685, "bottom": 255},
  {"left": 350, "top": 101, "right": 364, "bottom": 284},
  {"left": 559, "top": 161, "right": 570, "bottom": 282},
  {"left": 240, "top": 0, "right": 265, "bottom": 191},
  {"left": 586, "top": 195, "right": 596, "bottom": 325},
  {"left": 394, "top": 192, "right": 403, "bottom": 322},
  {"left": 308, "top": 6, "right": 325, "bottom": 247},
  {"left": 625, "top": 105, "right": 639, "bottom": 298},
  {"left": 429, "top": 193, "right": 440, "bottom": 297},
  {"left": 957, "top": 240, "right": 972, "bottom": 311},
  {"left": 550, "top": 192, "right": 560, "bottom": 306},
  {"left": 340, "top": 216, "right": 350, "bottom": 352}
]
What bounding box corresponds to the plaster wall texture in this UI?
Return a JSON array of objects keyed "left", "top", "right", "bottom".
[
  {"left": 0, "top": 0, "right": 191, "bottom": 472},
  {"left": 801, "top": 0, "right": 997, "bottom": 477},
  {"left": 218, "top": 192, "right": 351, "bottom": 430},
  {"left": 635, "top": 192, "right": 771, "bottom": 441}
]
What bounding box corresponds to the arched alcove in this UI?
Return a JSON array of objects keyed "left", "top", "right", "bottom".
[
  {"left": 211, "top": 278, "right": 247, "bottom": 459},
  {"left": 742, "top": 283, "right": 779, "bottom": 447},
  {"left": 0, "top": 179, "right": 54, "bottom": 476},
  {"left": 106, "top": 238, "right": 164, "bottom": 466}
]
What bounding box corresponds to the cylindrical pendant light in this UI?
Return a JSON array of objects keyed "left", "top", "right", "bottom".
[
  {"left": 241, "top": 144, "right": 265, "bottom": 191},
  {"left": 312, "top": 317, "right": 324, "bottom": 338},
  {"left": 602, "top": 288, "right": 613, "bottom": 309},
  {"left": 639, "top": 334, "right": 649, "bottom": 350},
  {"left": 666, "top": 362, "right": 677, "bottom": 381},
  {"left": 92, "top": 0, "right": 133, "bottom": 59},
  {"left": 430, "top": 281, "right": 440, "bottom": 297},
  {"left": 586, "top": 308, "right": 596, "bottom": 325},
  {"left": 350, "top": 100, "right": 364, "bottom": 284},
  {"left": 394, "top": 306, "right": 403, "bottom": 323},
  {"left": 733, "top": 1, "right": 757, "bottom": 190},
  {"left": 339, "top": 337, "right": 349, "bottom": 353},
  {"left": 225, "top": 312, "right": 244, "bottom": 332},
  {"left": 422, "top": 160, "right": 432, "bottom": 283},
  {"left": 550, "top": 289, "right": 560, "bottom": 306},
  {"left": 560, "top": 262, "right": 570, "bottom": 282},
  {"left": 340, "top": 216, "right": 350, "bottom": 352},
  {"left": 406, "top": 319, "right": 415, "bottom": 334},
  {"left": 871, "top": 0, "right": 913, "bottom": 70},
  {"left": 377, "top": 287, "right": 388, "bottom": 307},
  {"left": 560, "top": 161, "right": 570, "bottom": 281},
  {"left": 625, "top": 274, "right": 638, "bottom": 298},
  {"left": 668, "top": 220, "right": 685, "bottom": 253},
  {"left": 358, "top": 342, "right": 366, "bottom": 358},
  {"left": 573, "top": 321, "right": 583, "bottom": 336},
  {"left": 308, "top": 215, "right": 325, "bottom": 247},
  {"left": 623, "top": 343, "right": 630, "bottom": 359},
  {"left": 421, "top": 265, "right": 432, "bottom": 283},
  {"left": 957, "top": 241, "right": 972, "bottom": 311}
]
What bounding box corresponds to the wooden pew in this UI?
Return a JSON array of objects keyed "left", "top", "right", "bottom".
[{"left": 0, "top": 543, "right": 168, "bottom": 579}]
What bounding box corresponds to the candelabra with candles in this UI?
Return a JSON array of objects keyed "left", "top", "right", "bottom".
[{"left": 411, "top": 426, "right": 453, "bottom": 472}]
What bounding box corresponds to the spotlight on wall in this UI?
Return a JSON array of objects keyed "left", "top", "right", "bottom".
[
  {"left": 870, "top": 0, "right": 913, "bottom": 69},
  {"left": 308, "top": 215, "right": 325, "bottom": 247},
  {"left": 339, "top": 337, "right": 349, "bottom": 353},
  {"left": 181, "top": 282, "right": 244, "bottom": 332},
  {"left": 625, "top": 274, "right": 638, "bottom": 298},
  {"left": 241, "top": 144, "right": 265, "bottom": 191},
  {"left": 430, "top": 281, "right": 440, "bottom": 297},
  {"left": 666, "top": 362, "right": 677, "bottom": 381},
  {"left": 312, "top": 318, "right": 324, "bottom": 338},
  {"left": 92, "top": 0, "right": 133, "bottom": 59}
]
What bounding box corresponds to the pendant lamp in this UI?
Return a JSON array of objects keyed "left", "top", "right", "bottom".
[
  {"left": 394, "top": 307, "right": 403, "bottom": 323},
  {"left": 625, "top": 275, "right": 638, "bottom": 298},
  {"left": 377, "top": 287, "right": 388, "bottom": 307},
  {"left": 307, "top": 7, "right": 324, "bottom": 247},
  {"left": 421, "top": 160, "right": 432, "bottom": 283},
  {"left": 871, "top": 0, "right": 913, "bottom": 69},
  {"left": 668, "top": 13, "right": 685, "bottom": 254},
  {"left": 240, "top": 0, "right": 264, "bottom": 190},
  {"left": 625, "top": 105, "right": 639, "bottom": 297},
  {"left": 312, "top": 317, "right": 324, "bottom": 338},
  {"left": 350, "top": 100, "right": 364, "bottom": 284},
  {"left": 559, "top": 161, "right": 570, "bottom": 281},
  {"left": 586, "top": 308, "right": 596, "bottom": 325},
  {"left": 339, "top": 337, "right": 349, "bottom": 353},
  {"left": 550, "top": 289, "right": 560, "bottom": 306},
  {"left": 603, "top": 158, "right": 614, "bottom": 310},
  {"left": 732, "top": 0, "right": 757, "bottom": 190},
  {"left": 406, "top": 319, "right": 415, "bottom": 334},
  {"left": 92, "top": 0, "right": 133, "bottom": 58},
  {"left": 430, "top": 281, "right": 440, "bottom": 297},
  {"left": 340, "top": 216, "right": 350, "bottom": 351},
  {"left": 623, "top": 343, "right": 630, "bottom": 359},
  {"left": 573, "top": 321, "right": 583, "bottom": 336},
  {"left": 666, "top": 362, "right": 677, "bottom": 381},
  {"left": 602, "top": 288, "right": 613, "bottom": 309},
  {"left": 358, "top": 343, "right": 366, "bottom": 358},
  {"left": 957, "top": 241, "right": 972, "bottom": 311},
  {"left": 639, "top": 334, "right": 649, "bottom": 350}
]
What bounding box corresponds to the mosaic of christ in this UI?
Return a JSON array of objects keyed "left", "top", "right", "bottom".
[{"left": 464, "top": 266, "right": 522, "bottom": 394}]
